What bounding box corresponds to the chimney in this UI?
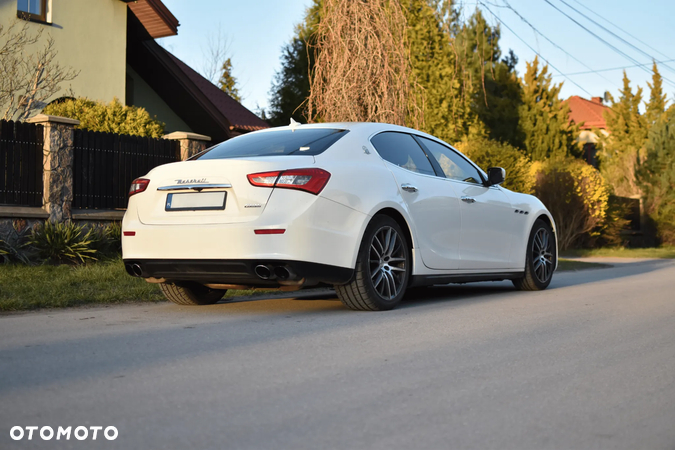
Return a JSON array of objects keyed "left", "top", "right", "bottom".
[{"left": 591, "top": 96, "right": 603, "bottom": 104}]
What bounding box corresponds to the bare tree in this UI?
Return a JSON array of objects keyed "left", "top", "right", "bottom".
[
  {"left": 307, "top": 0, "right": 423, "bottom": 127},
  {"left": 201, "top": 28, "right": 232, "bottom": 85},
  {"left": 0, "top": 19, "right": 78, "bottom": 121}
]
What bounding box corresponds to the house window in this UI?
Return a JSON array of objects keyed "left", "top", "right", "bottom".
[{"left": 17, "top": 0, "right": 48, "bottom": 24}]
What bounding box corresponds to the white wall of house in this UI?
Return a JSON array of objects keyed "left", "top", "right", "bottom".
[
  {"left": 0, "top": 0, "right": 127, "bottom": 106},
  {"left": 577, "top": 129, "right": 609, "bottom": 144}
]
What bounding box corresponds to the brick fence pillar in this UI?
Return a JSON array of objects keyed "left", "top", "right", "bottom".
[
  {"left": 26, "top": 114, "right": 80, "bottom": 222},
  {"left": 163, "top": 131, "right": 212, "bottom": 161}
]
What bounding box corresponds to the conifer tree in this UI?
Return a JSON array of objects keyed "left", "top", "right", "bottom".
[
  {"left": 402, "top": 0, "right": 459, "bottom": 142},
  {"left": 638, "top": 105, "right": 675, "bottom": 244},
  {"left": 218, "top": 58, "right": 242, "bottom": 102},
  {"left": 598, "top": 72, "right": 647, "bottom": 197},
  {"left": 518, "top": 57, "right": 578, "bottom": 161},
  {"left": 267, "top": 0, "right": 321, "bottom": 126},
  {"left": 645, "top": 62, "right": 667, "bottom": 128}
]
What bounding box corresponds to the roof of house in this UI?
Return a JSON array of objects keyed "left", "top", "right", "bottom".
[
  {"left": 126, "top": 10, "right": 269, "bottom": 142},
  {"left": 165, "top": 52, "right": 269, "bottom": 133},
  {"left": 566, "top": 95, "right": 611, "bottom": 130},
  {"left": 122, "top": 0, "right": 179, "bottom": 38}
]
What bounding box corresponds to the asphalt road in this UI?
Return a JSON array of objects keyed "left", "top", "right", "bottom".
[{"left": 1, "top": 258, "right": 674, "bottom": 450}]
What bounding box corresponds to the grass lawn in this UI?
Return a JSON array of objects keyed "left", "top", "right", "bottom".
[
  {"left": 561, "top": 247, "right": 675, "bottom": 259},
  {"left": 0, "top": 257, "right": 252, "bottom": 312}
]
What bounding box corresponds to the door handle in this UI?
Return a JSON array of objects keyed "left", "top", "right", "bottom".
[
  {"left": 461, "top": 196, "right": 476, "bottom": 203},
  {"left": 401, "top": 184, "right": 418, "bottom": 193}
]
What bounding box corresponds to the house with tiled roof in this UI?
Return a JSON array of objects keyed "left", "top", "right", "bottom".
[
  {"left": 1, "top": 0, "right": 268, "bottom": 143},
  {"left": 566, "top": 95, "right": 611, "bottom": 166}
]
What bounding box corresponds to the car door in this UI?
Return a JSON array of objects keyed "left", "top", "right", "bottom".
[
  {"left": 370, "top": 132, "right": 462, "bottom": 270},
  {"left": 416, "top": 137, "right": 517, "bottom": 270}
]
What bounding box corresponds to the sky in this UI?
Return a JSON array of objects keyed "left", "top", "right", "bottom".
[{"left": 158, "top": 0, "right": 675, "bottom": 115}]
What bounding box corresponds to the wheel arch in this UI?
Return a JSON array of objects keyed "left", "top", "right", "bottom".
[
  {"left": 374, "top": 207, "right": 415, "bottom": 251},
  {"left": 350, "top": 205, "right": 417, "bottom": 274}
]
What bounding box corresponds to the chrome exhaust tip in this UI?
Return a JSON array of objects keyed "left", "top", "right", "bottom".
[
  {"left": 254, "top": 265, "right": 273, "bottom": 280},
  {"left": 131, "top": 263, "right": 143, "bottom": 277},
  {"left": 274, "top": 266, "right": 292, "bottom": 281}
]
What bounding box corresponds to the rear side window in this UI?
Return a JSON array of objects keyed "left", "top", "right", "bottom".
[
  {"left": 418, "top": 137, "right": 483, "bottom": 184},
  {"left": 370, "top": 132, "right": 435, "bottom": 176},
  {"left": 195, "top": 128, "right": 349, "bottom": 160}
]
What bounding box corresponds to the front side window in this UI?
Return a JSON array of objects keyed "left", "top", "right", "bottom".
[
  {"left": 370, "top": 132, "right": 435, "bottom": 176},
  {"left": 17, "top": 0, "right": 47, "bottom": 23},
  {"left": 195, "top": 128, "right": 349, "bottom": 160},
  {"left": 418, "top": 137, "right": 483, "bottom": 184}
]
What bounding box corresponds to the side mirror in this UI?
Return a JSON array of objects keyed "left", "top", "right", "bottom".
[{"left": 487, "top": 167, "right": 506, "bottom": 186}]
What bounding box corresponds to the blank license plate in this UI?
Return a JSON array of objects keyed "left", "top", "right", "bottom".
[{"left": 165, "top": 192, "right": 226, "bottom": 211}]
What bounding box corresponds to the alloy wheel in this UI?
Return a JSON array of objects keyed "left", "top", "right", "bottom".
[
  {"left": 532, "top": 228, "right": 554, "bottom": 283},
  {"left": 369, "top": 226, "right": 407, "bottom": 300}
]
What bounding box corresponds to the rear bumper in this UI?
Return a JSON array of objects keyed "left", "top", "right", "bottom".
[
  {"left": 122, "top": 192, "right": 369, "bottom": 270},
  {"left": 123, "top": 258, "right": 354, "bottom": 287}
]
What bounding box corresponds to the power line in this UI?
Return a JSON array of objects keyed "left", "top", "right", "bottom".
[
  {"left": 478, "top": 1, "right": 594, "bottom": 97},
  {"left": 568, "top": 0, "right": 674, "bottom": 63},
  {"left": 557, "top": 0, "right": 675, "bottom": 77},
  {"left": 542, "top": 0, "right": 675, "bottom": 89},
  {"left": 499, "top": 0, "right": 618, "bottom": 89},
  {"left": 552, "top": 59, "right": 675, "bottom": 78}
]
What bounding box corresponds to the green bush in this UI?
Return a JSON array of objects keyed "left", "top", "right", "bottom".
[
  {"left": 532, "top": 158, "right": 611, "bottom": 250},
  {"left": 638, "top": 106, "right": 675, "bottom": 245},
  {"left": 89, "top": 222, "right": 122, "bottom": 258},
  {"left": 43, "top": 97, "right": 165, "bottom": 138},
  {"left": 26, "top": 221, "right": 98, "bottom": 264},
  {"left": 456, "top": 137, "right": 534, "bottom": 194},
  {"left": 0, "top": 224, "right": 32, "bottom": 264}
]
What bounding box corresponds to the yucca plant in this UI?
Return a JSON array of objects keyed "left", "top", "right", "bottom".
[
  {"left": 0, "top": 234, "right": 32, "bottom": 265},
  {"left": 87, "top": 222, "right": 122, "bottom": 258},
  {"left": 26, "top": 221, "right": 98, "bottom": 264}
]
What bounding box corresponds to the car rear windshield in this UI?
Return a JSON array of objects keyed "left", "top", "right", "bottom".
[{"left": 194, "top": 128, "right": 349, "bottom": 160}]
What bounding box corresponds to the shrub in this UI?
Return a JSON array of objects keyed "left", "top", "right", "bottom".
[
  {"left": 89, "top": 222, "right": 122, "bottom": 258},
  {"left": 456, "top": 137, "right": 534, "bottom": 194},
  {"left": 0, "top": 222, "right": 32, "bottom": 264},
  {"left": 638, "top": 106, "right": 675, "bottom": 245},
  {"left": 533, "top": 158, "right": 611, "bottom": 250},
  {"left": 26, "top": 221, "right": 98, "bottom": 264},
  {"left": 43, "top": 97, "right": 165, "bottom": 138}
]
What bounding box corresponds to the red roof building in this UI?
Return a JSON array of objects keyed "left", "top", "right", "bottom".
[
  {"left": 565, "top": 95, "right": 611, "bottom": 166},
  {"left": 566, "top": 95, "right": 611, "bottom": 130}
]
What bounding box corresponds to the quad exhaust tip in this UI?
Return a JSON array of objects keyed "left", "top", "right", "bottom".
[
  {"left": 254, "top": 264, "right": 273, "bottom": 280},
  {"left": 255, "top": 264, "right": 296, "bottom": 281},
  {"left": 125, "top": 263, "right": 144, "bottom": 277}
]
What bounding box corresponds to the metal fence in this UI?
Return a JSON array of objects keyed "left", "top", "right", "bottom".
[
  {"left": 0, "top": 120, "right": 44, "bottom": 207},
  {"left": 73, "top": 130, "right": 180, "bottom": 210}
]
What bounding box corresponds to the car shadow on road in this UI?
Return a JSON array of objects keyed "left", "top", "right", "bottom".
[{"left": 218, "top": 258, "right": 673, "bottom": 312}]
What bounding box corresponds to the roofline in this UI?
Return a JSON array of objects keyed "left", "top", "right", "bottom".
[
  {"left": 142, "top": 40, "right": 235, "bottom": 138},
  {"left": 123, "top": 0, "right": 179, "bottom": 38}
]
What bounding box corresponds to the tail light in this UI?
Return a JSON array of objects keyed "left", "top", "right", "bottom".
[
  {"left": 247, "top": 168, "right": 331, "bottom": 195},
  {"left": 129, "top": 178, "right": 150, "bottom": 196}
]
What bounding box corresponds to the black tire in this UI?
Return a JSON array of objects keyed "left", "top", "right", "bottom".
[
  {"left": 335, "top": 215, "right": 411, "bottom": 311},
  {"left": 513, "top": 219, "right": 556, "bottom": 291},
  {"left": 159, "top": 282, "right": 226, "bottom": 305}
]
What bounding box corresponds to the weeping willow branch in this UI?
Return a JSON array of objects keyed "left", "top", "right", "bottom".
[{"left": 307, "top": 0, "right": 423, "bottom": 127}]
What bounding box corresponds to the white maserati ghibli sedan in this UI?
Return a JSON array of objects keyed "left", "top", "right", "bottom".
[{"left": 122, "top": 122, "right": 557, "bottom": 311}]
